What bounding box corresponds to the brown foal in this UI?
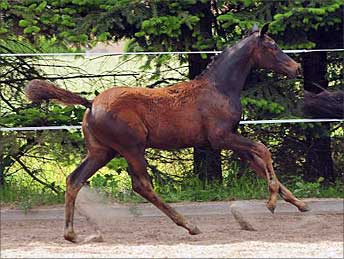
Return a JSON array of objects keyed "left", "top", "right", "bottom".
[{"left": 25, "top": 24, "right": 308, "bottom": 243}]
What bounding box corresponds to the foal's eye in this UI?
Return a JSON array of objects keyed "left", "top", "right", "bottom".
[{"left": 269, "top": 42, "right": 277, "bottom": 49}]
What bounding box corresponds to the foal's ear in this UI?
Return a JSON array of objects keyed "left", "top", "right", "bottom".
[
  {"left": 252, "top": 24, "right": 259, "bottom": 33},
  {"left": 259, "top": 23, "right": 270, "bottom": 38}
]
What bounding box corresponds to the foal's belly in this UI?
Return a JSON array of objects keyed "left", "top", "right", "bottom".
[{"left": 145, "top": 113, "right": 207, "bottom": 149}]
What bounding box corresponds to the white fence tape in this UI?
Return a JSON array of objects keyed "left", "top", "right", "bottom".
[
  {"left": 239, "top": 118, "right": 343, "bottom": 124},
  {"left": 0, "top": 49, "right": 343, "bottom": 57},
  {"left": 0, "top": 126, "right": 82, "bottom": 131},
  {"left": 0, "top": 119, "right": 342, "bottom": 132}
]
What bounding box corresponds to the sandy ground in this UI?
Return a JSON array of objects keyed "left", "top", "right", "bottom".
[{"left": 1, "top": 193, "right": 343, "bottom": 258}]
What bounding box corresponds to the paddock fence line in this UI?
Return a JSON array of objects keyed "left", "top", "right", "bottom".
[
  {"left": 0, "top": 49, "right": 343, "bottom": 57},
  {"left": 1, "top": 48, "right": 343, "bottom": 132},
  {"left": 1, "top": 118, "right": 342, "bottom": 132}
]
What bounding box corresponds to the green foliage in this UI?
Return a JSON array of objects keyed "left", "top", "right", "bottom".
[
  {"left": 0, "top": 182, "right": 65, "bottom": 209},
  {"left": 0, "top": 39, "right": 88, "bottom": 192},
  {"left": 288, "top": 176, "right": 344, "bottom": 198},
  {"left": 2, "top": 0, "right": 342, "bottom": 49},
  {"left": 293, "top": 176, "right": 324, "bottom": 197},
  {"left": 241, "top": 97, "right": 285, "bottom": 115},
  {"left": 106, "top": 158, "right": 128, "bottom": 172},
  {"left": 1, "top": 105, "right": 85, "bottom": 128},
  {"left": 19, "top": 19, "right": 29, "bottom": 27},
  {"left": 90, "top": 169, "right": 140, "bottom": 203},
  {"left": 269, "top": 0, "right": 343, "bottom": 48},
  {"left": 23, "top": 26, "right": 41, "bottom": 34}
]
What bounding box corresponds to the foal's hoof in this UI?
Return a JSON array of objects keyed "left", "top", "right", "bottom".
[
  {"left": 298, "top": 202, "right": 310, "bottom": 212},
  {"left": 189, "top": 226, "right": 202, "bottom": 235},
  {"left": 266, "top": 204, "right": 276, "bottom": 214},
  {"left": 64, "top": 232, "right": 78, "bottom": 243}
]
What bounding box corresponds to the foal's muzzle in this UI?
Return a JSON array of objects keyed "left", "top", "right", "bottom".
[{"left": 285, "top": 62, "right": 301, "bottom": 78}]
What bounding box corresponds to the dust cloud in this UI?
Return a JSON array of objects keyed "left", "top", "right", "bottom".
[{"left": 75, "top": 186, "right": 133, "bottom": 242}]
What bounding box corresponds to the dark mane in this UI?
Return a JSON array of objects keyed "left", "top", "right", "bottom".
[
  {"left": 195, "top": 47, "right": 230, "bottom": 79},
  {"left": 196, "top": 35, "right": 254, "bottom": 81}
]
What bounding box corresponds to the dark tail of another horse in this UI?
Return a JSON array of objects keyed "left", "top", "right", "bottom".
[{"left": 25, "top": 79, "right": 92, "bottom": 108}]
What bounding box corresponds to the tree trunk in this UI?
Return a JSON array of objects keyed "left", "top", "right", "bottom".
[
  {"left": 186, "top": 1, "right": 222, "bottom": 184},
  {"left": 0, "top": 168, "right": 4, "bottom": 186},
  {"left": 302, "top": 51, "right": 335, "bottom": 182}
]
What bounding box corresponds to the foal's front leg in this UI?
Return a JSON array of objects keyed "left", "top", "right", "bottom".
[{"left": 212, "top": 133, "right": 308, "bottom": 212}]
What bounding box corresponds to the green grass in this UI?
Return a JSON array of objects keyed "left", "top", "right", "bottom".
[
  {"left": 1, "top": 172, "right": 343, "bottom": 211},
  {"left": 156, "top": 176, "right": 268, "bottom": 203},
  {"left": 0, "top": 182, "right": 64, "bottom": 212},
  {"left": 87, "top": 171, "right": 269, "bottom": 203}
]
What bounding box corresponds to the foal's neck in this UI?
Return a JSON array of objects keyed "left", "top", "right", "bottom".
[{"left": 199, "top": 36, "right": 255, "bottom": 98}]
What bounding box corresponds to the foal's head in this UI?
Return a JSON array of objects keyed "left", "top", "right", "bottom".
[{"left": 250, "top": 24, "right": 301, "bottom": 78}]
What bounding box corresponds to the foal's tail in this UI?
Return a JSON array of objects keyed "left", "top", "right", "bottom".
[{"left": 25, "top": 79, "right": 92, "bottom": 108}]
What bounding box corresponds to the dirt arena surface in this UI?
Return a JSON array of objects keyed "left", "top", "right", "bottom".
[{"left": 1, "top": 198, "right": 343, "bottom": 258}]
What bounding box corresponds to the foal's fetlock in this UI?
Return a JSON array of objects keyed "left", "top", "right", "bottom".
[
  {"left": 267, "top": 180, "right": 279, "bottom": 213},
  {"left": 268, "top": 179, "right": 279, "bottom": 192}
]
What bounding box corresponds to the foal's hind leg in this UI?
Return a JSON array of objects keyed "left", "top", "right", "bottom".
[
  {"left": 124, "top": 150, "right": 201, "bottom": 235},
  {"left": 64, "top": 148, "right": 114, "bottom": 242}
]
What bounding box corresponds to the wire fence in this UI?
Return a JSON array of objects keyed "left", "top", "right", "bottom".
[
  {"left": 0, "top": 48, "right": 343, "bottom": 57},
  {"left": 1, "top": 119, "right": 343, "bottom": 132}
]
